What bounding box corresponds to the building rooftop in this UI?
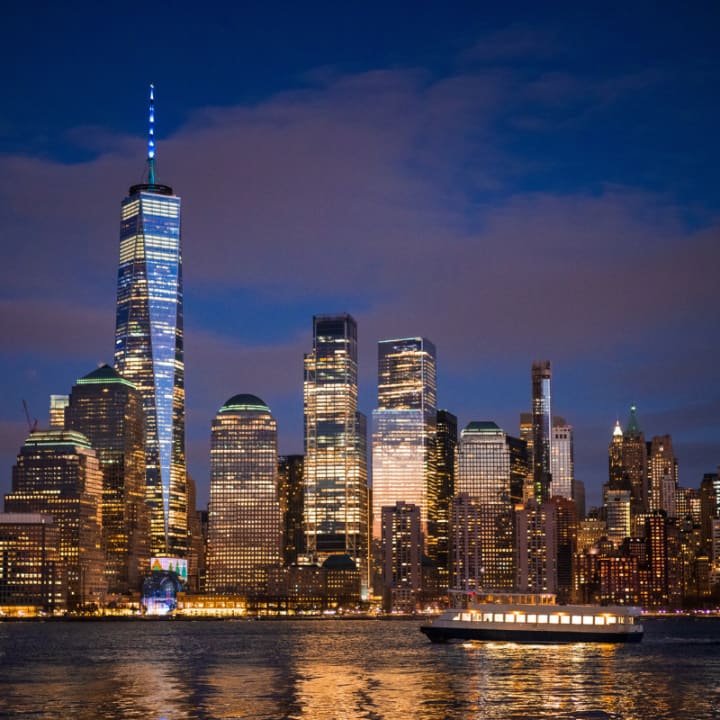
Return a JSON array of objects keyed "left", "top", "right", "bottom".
[
  {"left": 76, "top": 364, "right": 136, "bottom": 389},
  {"left": 219, "top": 394, "right": 270, "bottom": 414},
  {"left": 464, "top": 421, "right": 501, "bottom": 433}
]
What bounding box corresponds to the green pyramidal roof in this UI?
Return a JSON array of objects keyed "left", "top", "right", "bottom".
[
  {"left": 76, "top": 364, "right": 136, "bottom": 389},
  {"left": 464, "top": 421, "right": 501, "bottom": 433},
  {"left": 219, "top": 394, "right": 270, "bottom": 413},
  {"left": 625, "top": 405, "right": 642, "bottom": 435}
]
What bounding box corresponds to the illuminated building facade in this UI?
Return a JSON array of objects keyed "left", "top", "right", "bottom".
[
  {"left": 516, "top": 499, "right": 558, "bottom": 593},
  {"left": 49, "top": 395, "right": 69, "bottom": 429},
  {"left": 381, "top": 501, "right": 423, "bottom": 612},
  {"left": 604, "top": 488, "right": 631, "bottom": 547},
  {"left": 0, "top": 513, "right": 65, "bottom": 613},
  {"left": 608, "top": 420, "right": 626, "bottom": 490},
  {"left": 278, "top": 455, "right": 305, "bottom": 564},
  {"left": 372, "top": 338, "right": 437, "bottom": 548},
  {"left": 648, "top": 435, "right": 678, "bottom": 518},
  {"left": 531, "top": 361, "right": 553, "bottom": 502},
  {"left": 450, "top": 493, "right": 482, "bottom": 591},
  {"left": 433, "top": 409, "right": 457, "bottom": 585},
  {"left": 550, "top": 417, "right": 574, "bottom": 499},
  {"left": 456, "top": 421, "right": 514, "bottom": 589},
  {"left": 114, "top": 85, "right": 187, "bottom": 557},
  {"left": 552, "top": 495, "right": 578, "bottom": 603},
  {"left": 206, "top": 395, "right": 281, "bottom": 595},
  {"left": 5, "top": 430, "right": 106, "bottom": 609},
  {"left": 519, "top": 412, "right": 535, "bottom": 501},
  {"left": 303, "top": 314, "right": 368, "bottom": 589},
  {"left": 65, "top": 365, "right": 150, "bottom": 595}
]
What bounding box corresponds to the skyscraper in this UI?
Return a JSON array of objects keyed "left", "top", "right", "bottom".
[
  {"left": 648, "top": 435, "right": 678, "bottom": 517},
  {"left": 433, "top": 409, "right": 457, "bottom": 585},
  {"left": 304, "top": 314, "right": 369, "bottom": 590},
  {"left": 278, "top": 455, "right": 305, "bottom": 564},
  {"left": 371, "top": 338, "right": 437, "bottom": 548},
  {"left": 531, "top": 360, "right": 552, "bottom": 502},
  {"left": 456, "top": 421, "right": 515, "bottom": 589},
  {"left": 65, "top": 365, "right": 150, "bottom": 595},
  {"left": 114, "top": 86, "right": 187, "bottom": 557},
  {"left": 622, "top": 406, "right": 649, "bottom": 514},
  {"left": 550, "top": 417, "right": 574, "bottom": 499},
  {"left": 206, "top": 395, "right": 281, "bottom": 595},
  {"left": 5, "top": 430, "right": 106, "bottom": 609},
  {"left": 381, "top": 501, "right": 423, "bottom": 612}
]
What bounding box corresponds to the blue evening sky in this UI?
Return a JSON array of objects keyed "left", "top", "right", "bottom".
[{"left": 1, "top": 2, "right": 718, "bottom": 508}]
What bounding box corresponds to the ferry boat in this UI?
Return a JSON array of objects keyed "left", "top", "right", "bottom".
[{"left": 420, "top": 591, "right": 643, "bottom": 644}]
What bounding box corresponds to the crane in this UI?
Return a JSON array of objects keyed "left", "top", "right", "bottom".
[{"left": 22, "top": 399, "right": 38, "bottom": 434}]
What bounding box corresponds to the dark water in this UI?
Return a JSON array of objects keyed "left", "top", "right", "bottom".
[{"left": 1, "top": 617, "right": 719, "bottom": 719}]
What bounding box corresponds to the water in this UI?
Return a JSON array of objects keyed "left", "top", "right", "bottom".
[{"left": 0, "top": 617, "right": 719, "bottom": 719}]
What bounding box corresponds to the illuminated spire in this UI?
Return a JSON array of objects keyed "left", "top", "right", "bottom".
[
  {"left": 613, "top": 419, "right": 623, "bottom": 438},
  {"left": 147, "top": 83, "right": 156, "bottom": 184},
  {"left": 626, "top": 404, "right": 642, "bottom": 436}
]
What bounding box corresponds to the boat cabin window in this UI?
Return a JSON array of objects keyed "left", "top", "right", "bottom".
[
  {"left": 594, "top": 616, "right": 605, "bottom": 625},
  {"left": 516, "top": 613, "right": 526, "bottom": 623},
  {"left": 494, "top": 613, "right": 504, "bottom": 623},
  {"left": 572, "top": 615, "right": 582, "bottom": 625},
  {"left": 605, "top": 615, "right": 617, "bottom": 624},
  {"left": 537, "top": 614, "right": 548, "bottom": 624},
  {"left": 483, "top": 612, "right": 493, "bottom": 622},
  {"left": 583, "top": 616, "right": 594, "bottom": 625},
  {"left": 505, "top": 613, "right": 515, "bottom": 623},
  {"left": 560, "top": 615, "right": 570, "bottom": 624},
  {"left": 549, "top": 615, "right": 559, "bottom": 624},
  {"left": 527, "top": 614, "right": 537, "bottom": 623}
]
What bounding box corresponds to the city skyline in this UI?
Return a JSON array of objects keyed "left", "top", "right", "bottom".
[{"left": 1, "top": 4, "right": 719, "bottom": 511}]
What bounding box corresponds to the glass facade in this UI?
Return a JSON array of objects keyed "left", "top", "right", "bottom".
[
  {"left": 206, "top": 395, "right": 281, "bottom": 595},
  {"left": 114, "top": 181, "right": 186, "bottom": 557},
  {"left": 278, "top": 455, "right": 305, "bottom": 565},
  {"left": 456, "top": 422, "right": 514, "bottom": 589},
  {"left": 65, "top": 365, "right": 150, "bottom": 595},
  {"left": 303, "top": 314, "right": 368, "bottom": 589},
  {"left": 371, "top": 338, "right": 437, "bottom": 550},
  {"left": 531, "top": 361, "right": 553, "bottom": 502},
  {"left": 550, "top": 417, "right": 575, "bottom": 500},
  {"left": 5, "top": 431, "right": 106, "bottom": 609}
]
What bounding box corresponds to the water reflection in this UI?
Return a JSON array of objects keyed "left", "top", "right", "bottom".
[{"left": 0, "top": 618, "right": 719, "bottom": 719}]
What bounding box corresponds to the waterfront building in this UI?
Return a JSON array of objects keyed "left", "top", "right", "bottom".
[
  {"left": 381, "top": 501, "right": 423, "bottom": 612},
  {"left": 648, "top": 435, "right": 678, "bottom": 518},
  {"left": 0, "top": 513, "right": 65, "bottom": 613},
  {"left": 700, "top": 474, "right": 718, "bottom": 558},
  {"left": 5, "top": 430, "right": 106, "bottom": 609},
  {"left": 516, "top": 499, "right": 558, "bottom": 593},
  {"left": 456, "top": 421, "right": 515, "bottom": 589},
  {"left": 450, "top": 493, "right": 483, "bottom": 591},
  {"left": 552, "top": 495, "right": 578, "bottom": 603},
  {"left": 114, "top": 85, "right": 187, "bottom": 557},
  {"left": 550, "top": 417, "right": 574, "bottom": 499},
  {"left": 206, "top": 395, "right": 281, "bottom": 595},
  {"left": 531, "top": 361, "right": 553, "bottom": 502},
  {"left": 65, "top": 365, "right": 150, "bottom": 595},
  {"left": 303, "top": 314, "right": 369, "bottom": 591},
  {"left": 372, "top": 338, "right": 437, "bottom": 550},
  {"left": 186, "top": 475, "right": 204, "bottom": 592},
  {"left": 278, "top": 455, "right": 305, "bottom": 564},
  {"left": 433, "top": 409, "right": 457, "bottom": 587}
]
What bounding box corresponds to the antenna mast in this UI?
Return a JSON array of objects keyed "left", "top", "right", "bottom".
[{"left": 148, "top": 83, "right": 156, "bottom": 184}]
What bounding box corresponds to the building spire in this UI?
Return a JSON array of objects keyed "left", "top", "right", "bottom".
[
  {"left": 626, "top": 404, "right": 642, "bottom": 436},
  {"left": 147, "top": 84, "right": 156, "bottom": 184}
]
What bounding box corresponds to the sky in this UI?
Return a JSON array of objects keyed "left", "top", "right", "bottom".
[{"left": 1, "top": 2, "right": 719, "bottom": 510}]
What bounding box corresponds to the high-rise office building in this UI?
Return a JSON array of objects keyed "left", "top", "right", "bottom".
[
  {"left": 622, "top": 406, "right": 649, "bottom": 514},
  {"left": 206, "top": 395, "right": 281, "bottom": 595},
  {"left": 0, "top": 513, "right": 65, "bottom": 613},
  {"left": 648, "top": 435, "right": 678, "bottom": 518},
  {"left": 381, "top": 501, "right": 423, "bottom": 612},
  {"left": 456, "top": 421, "right": 515, "bottom": 590},
  {"left": 278, "top": 455, "right": 305, "bottom": 564},
  {"left": 433, "top": 409, "right": 457, "bottom": 584},
  {"left": 519, "top": 412, "right": 535, "bottom": 501},
  {"left": 550, "top": 417, "right": 574, "bottom": 499},
  {"left": 65, "top": 365, "right": 150, "bottom": 595},
  {"left": 49, "top": 395, "right": 69, "bottom": 429},
  {"left": 608, "top": 420, "right": 626, "bottom": 490},
  {"left": 372, "top": 338, "right": 437, "bottom": 548},
  {"left": 531, "top": 361, "right": 553, "bottom": 502},
  {"left": 5, "top": 430, "right": 106, "bottom": 609},
  {"left": 114, "top": 85, "right": 186, "bottom": 558},
  {"left": 604, "top": 488, "right": 632, "bottom": 546},
  {"left": 516, "top": 499, "right": 558, "bottom": 593},
  {"left": 304, "top": 314, "right": 369, "bottom": 590}
]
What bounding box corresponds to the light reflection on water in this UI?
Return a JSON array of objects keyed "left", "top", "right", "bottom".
[{"left": 0, "top": 618, "right": 719, "bottom": 719}]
